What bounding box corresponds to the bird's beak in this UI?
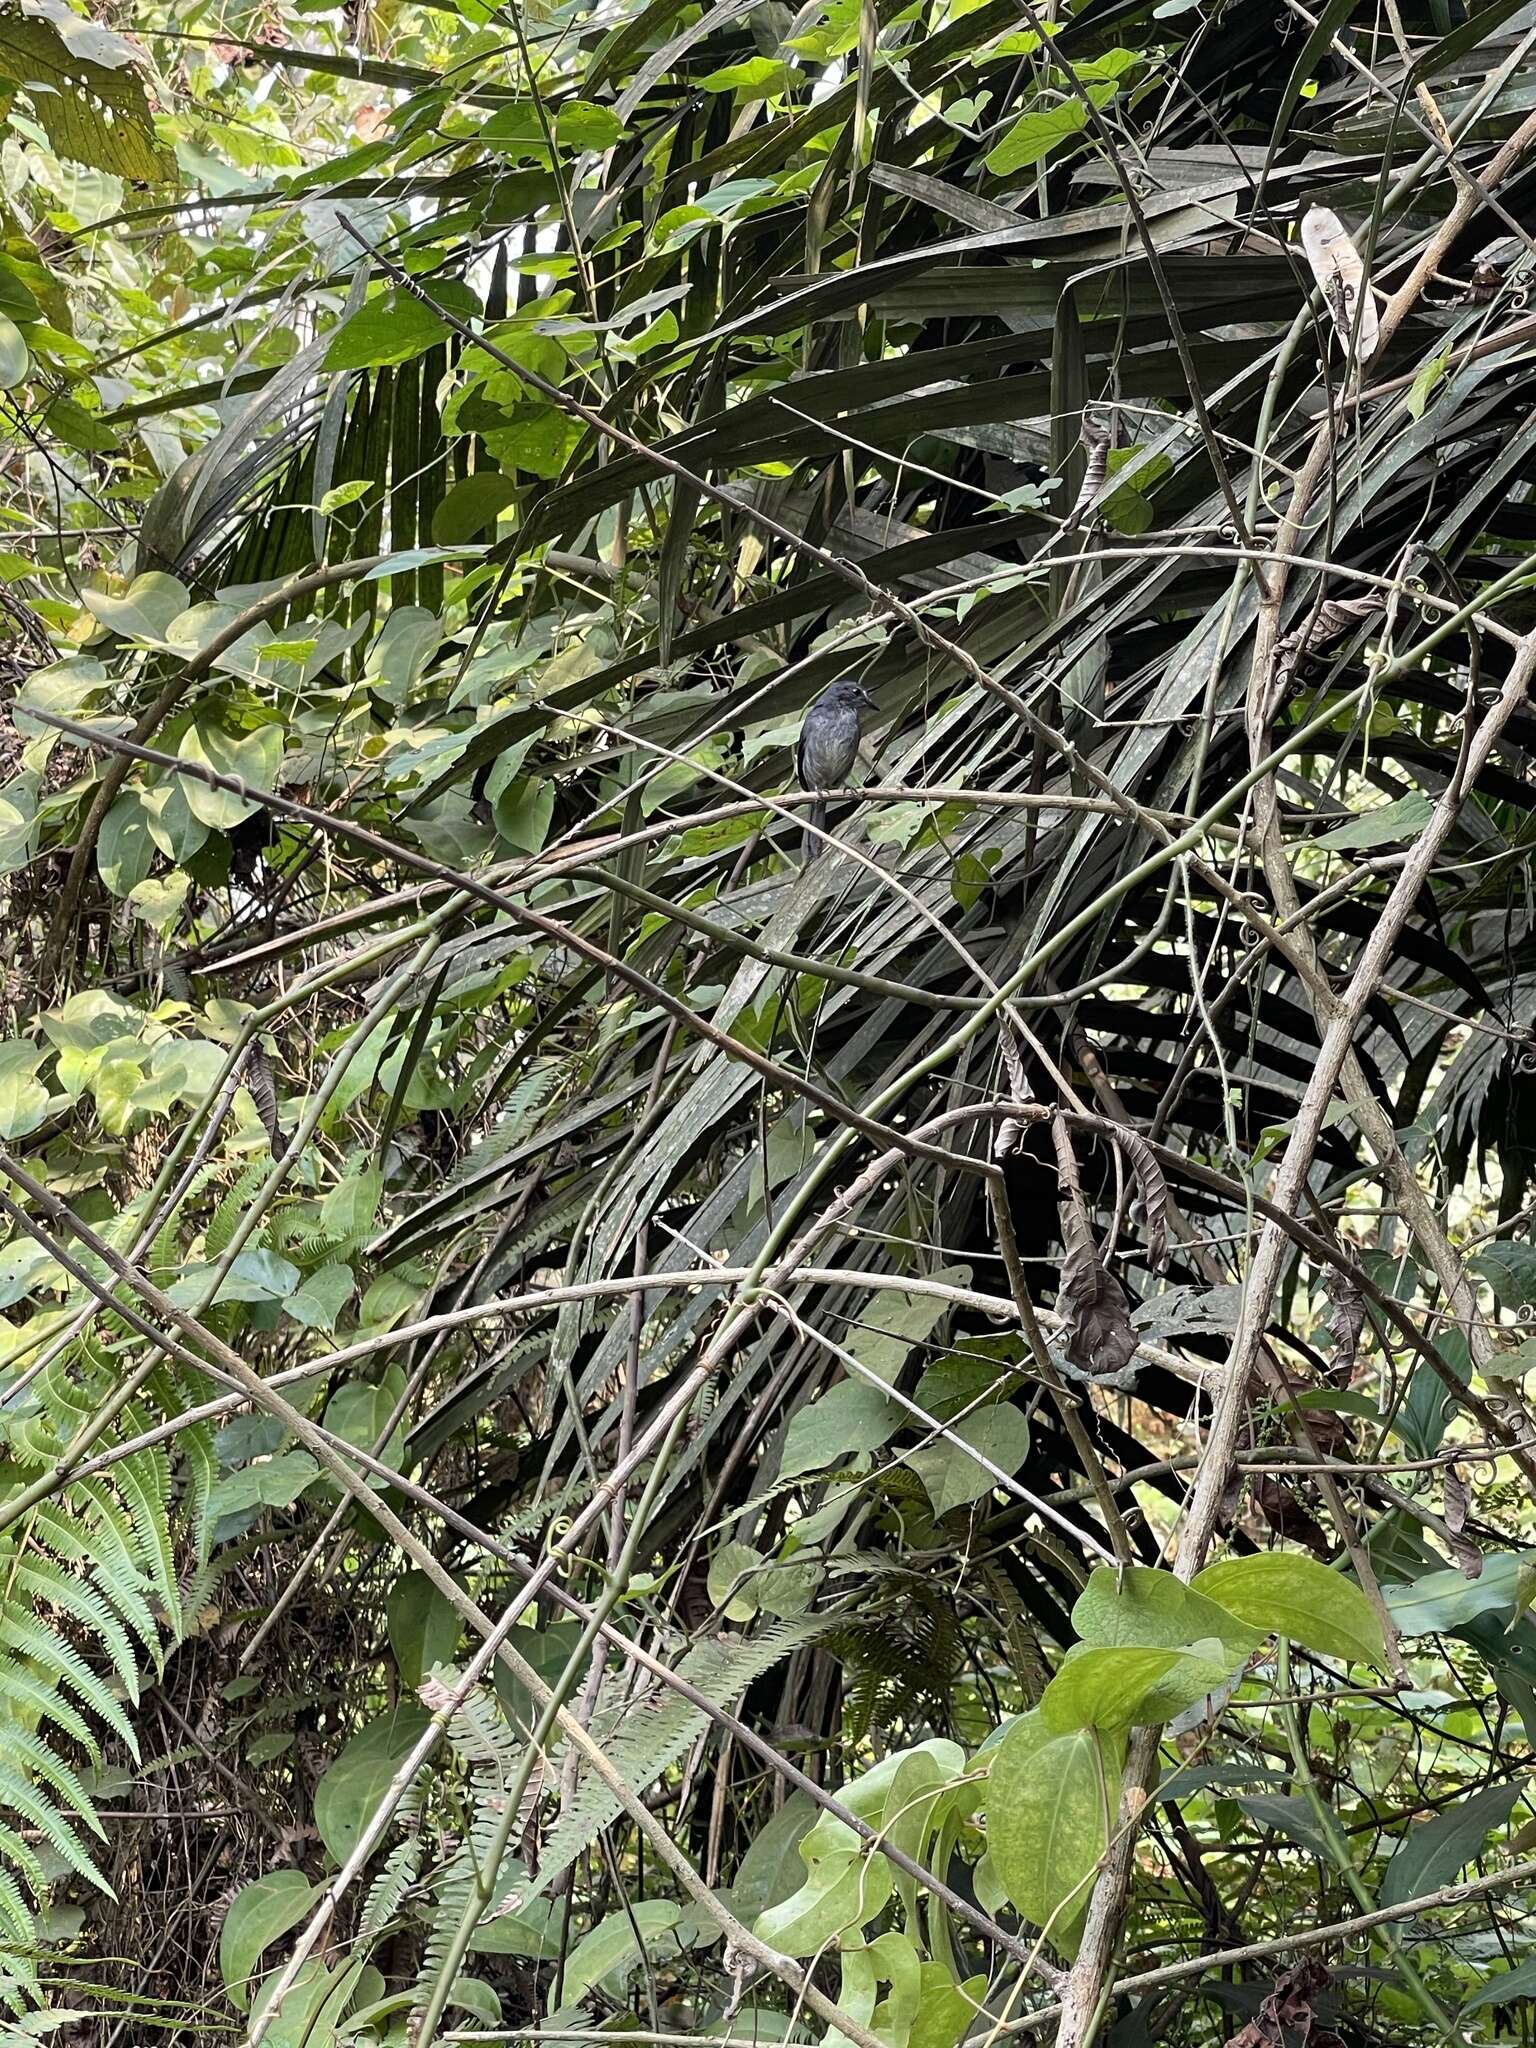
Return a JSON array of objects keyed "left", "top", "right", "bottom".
[{"left": 856, "top": 687, "right": 876, "bottom": 707}]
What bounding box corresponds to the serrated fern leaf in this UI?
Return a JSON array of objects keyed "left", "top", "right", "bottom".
[
  {"left": 529, "top": 1616, "right": 829, "bottom": 1899},
  {"left": 11, "top": 1562, "right": 139, "bottom": 1702},
  {"left": 0, "top": 1761, "right": 111, "bottom": 1894},
  {"left": 0, "top": 1611, "right": 139, "bottom": 1756}
]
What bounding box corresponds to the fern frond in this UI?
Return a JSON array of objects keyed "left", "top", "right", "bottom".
[
  {"left": 0, "top": 1611, "right": 139, "bottom": 1756},
  {"left": 0, "top": 1657, "right": 101, "bottom": 1763},
  {"left": 0, "top": 1725, "right": 103, "bottom": 1838},
  {"left": 529, "top": 1616, "right": 830, "bottom": 1899},
  {"left": 12, "top": 1561, "right": 140, "bottom": 1702},
  {"left": 32, "top": 1498, "right": 160, "bottom": 1655},
  {"left": 0, "top": 1760, "right": 111, "bottom": 1894},
  {"left": 205, "top": 1163, "right": 270, "bottom": 1261}
]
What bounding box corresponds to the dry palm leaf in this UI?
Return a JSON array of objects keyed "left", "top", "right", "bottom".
[{"left": 1301, "top": 202, "right": 1379, "bottom": 363}]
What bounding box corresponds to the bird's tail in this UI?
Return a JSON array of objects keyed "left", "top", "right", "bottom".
[{"left": 802, "top": 795, "right": 827, "bottom": 861}]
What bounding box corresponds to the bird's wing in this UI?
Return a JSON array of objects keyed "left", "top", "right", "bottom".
[{"left": 795, "top": 722, "right": 812, "bottom": 788}]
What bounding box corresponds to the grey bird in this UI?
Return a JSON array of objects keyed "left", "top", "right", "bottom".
[{"left": 796, "top": 679, "right": 874, "bottom": 857}]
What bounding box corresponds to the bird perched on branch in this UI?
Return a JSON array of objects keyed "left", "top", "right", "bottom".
[{"left": 796, "top": 678, "right": 874, "bottom": 858}]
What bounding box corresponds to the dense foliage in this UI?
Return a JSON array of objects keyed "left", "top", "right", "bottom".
[{"left": 3, "top": 0, "right": 1536, "bottom": 2041}]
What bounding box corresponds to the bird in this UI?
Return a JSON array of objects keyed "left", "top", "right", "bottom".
[{"left": 796, "top": 678, "right": 874, "bottom": 858}]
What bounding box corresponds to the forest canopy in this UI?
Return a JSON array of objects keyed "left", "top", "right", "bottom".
[{"left": 2, "top": 0, "right": 1536, "bottom": 2043}]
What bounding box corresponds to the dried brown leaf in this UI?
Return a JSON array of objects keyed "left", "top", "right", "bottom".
[{"left": 1060, "top": 1208, "right": 1139, "bottom": 1378}]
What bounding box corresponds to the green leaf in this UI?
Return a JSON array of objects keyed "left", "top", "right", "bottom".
[
  {"left": 0, "top": 315, "right": 28, "bottom": 391},
  {"left": 557, "top": 100, "right": 625, "bottom": 149},
  {"left": 698, "top": 56, "right": 794, "bottom": 92},
  {"left": 986, "top": 1711, "right": 1116, "bottom": 1946},
  {"left": 908, "top": 1403, "right": 1030, "bottom": 1515},
  {"left": 84, "top": 572, "right": 190, "bottom": 643},
  {"left": 1192, "top": 1554, "right": 1385, "bottom": 1666},
  {"left": 177, "top": 722, "right": 282, "bottom": 830},
  {"left": 324, "top": 282, "right": 478, "bottom": 371},
  {"left": 433, "top": 471, "right": 518, "bottom": 546},
  {"left": 318, "top": 479, "right": 372, "bottom": 515},
  {"left": 559, "top": 1900, "right": 683, "bottom": 2007},
  {"left": 780, "top": 1378, "right": 900, "bottom": 1479},
  {"left": 1380, "top": 1779, "right": 1523, "bottom": 1908},
  {"left": 1384, "top": 1552, "right": 1529, "bottom": 1634},
  {"left": 984, "top": 100, "right": 1085, "bottom": 174},
  {"left": 386, "top": 1569, "right": 464, "bottom": 1688},
  {"left": 219, "top": 1871, "right": 313, "bottom": 2010},
  {"left": 0, "top": 1043, "right": 49, "bottom": 1140},
  {"left": 1040, "top": 1639, "right": 1234, "bottom": 1733},
  {"left": 284, "top": 1262, "right": 355, "bottom": 1331},
  {"left": 323, "top": 1367, "right": 407, "bottom": 1474},
  {"left": 313, "top": 1705, "right": 431, "bottom": 1864},
  {"left": 1463, "top": 1954, "right": 1536, "bottom": 2013},
  {"left": 847, "top": 1267, "right": 972, "bottom": 1384},
  {"left": 1073, "top": 1565, "right": 1264, "bottom": 1664},
  {"left": 0, "top": 5, "right": 173, "bottom": 178},
  {"left": 1313, "top": 793, "right": 1435, "bottom": 850},
  {"left": 1472, "top": 1242, "right": 1536, "bottom": 1309},
  {"left": 1404, "top": 345, "right": 1452, "bottom": 421},
  {"left": 707, "top": 1541, "right": 764, "bottom": 1622},
  {"left": 492, "top": 777, "right": 554, "bottom": 853},
  {"left": 96, "top": 792, "right": 154, "bottom": 897},
  {"left": 1234, "top": 1793, "right": 1335, "bottom": 1860},
  {"left": 728, "top": 1794, "right": 818, "bottom": 1922},
  {"left": 205, "top": 1452, "right": 319, "bottom": 1526},
  {"left": 320, "top": 1164, "right": 384, "bottom": 1239},
  {"left": 754, "top": 1812, "right": 894, "bottom": 1955}
]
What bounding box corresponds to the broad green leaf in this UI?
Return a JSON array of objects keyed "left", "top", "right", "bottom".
[
  {"left": 1463, "top": 1954, "right": 1536, "bottom": 2013},
  {"left": 780, "top": 1377, "right": 900, "bottom": 1479},
  {"left": 313, "top": 1704, "right": 431, "bottom": 1864},
  {"left": 0, "top": 6, "right": 173, "bottom": 178},
  {"left": 1472, "top": 1242, "right": 1536, "bottom": 1308},
  {"left": 320, "top": 1164, "right": 384, "bottom": 1239},
  {"left": 386, "top": 1569, "right": 464, "bottom": 1688},
  {"left": 128, "top": 871, "right": 191, "bottom": 931},
  {"left": 96, "top": 791, "right": 154, "bottom": 897},
  {"left": 219, "top": 1871, "right": 313, "bottom": 2010},
  {"left": 324, "top": 282, "right": 478, "bottom": 370},
  {"left": 984, "top": 100, "right": 1085, "bottom": 174},
  {"left": 1072, "top": 1565, "right": 1264, "bottom": 1663},
  {"left": 848, "top": 1267, "right": 972, "bottom": 1384},
  {"left": 754, "top": 1812, "right": 894, "bottom": 1955},
  {"left": 284, "top": 1261, "right": 355, "bottom": 1330},
  {"left": 433, "top": 472, "right": 518, "bottom": 545},
  {"left": 318, "top": 479, "right": 372, "bottom": 514},
  {"left": 0, "top": 315, "right": 28, "bottom": 390},
  {"left": 1385, "top": 1552, "right": 1528, "bottom": 1633},
  {"left": 492, "top": 776, "right": 555, "bottom": 852},
  {"left": 1192, "top": 1554, "right": 1385, "bottom": 1666},
  {"left": 1040, "top": 1639, "right": 1234, "bottom": 1733},
  {"left": 1380, "top": 1778, "right": 1522, "bottom": 1908},
  {"left": 1234, "top": 1793, "right": 1334, "bottom": 1860},
  {"left": 84, "top": 572, "right": 190, "bottom": 643},
  {"left": 323, "top": 1366, "right": 407, "bottom": 1473},
  {"left": 559, "top": 1900, "right": 682, "bottom": 2007},
  {"left": 205, "top": 1452, "right": 319, "bottom": 1526},
  {"left": 0, "top": 774, "right": 36, "bottom": 877},
  {"left": 728, "top": 1793, "right": 816, "bottom": 1923},
  {"left": 0, "top": 1043, "right": 49, "bottom": 1140},
  {"left": 986, "top": 1710, "right": 1116, "bottom": 1946},
  {"left": 178, "top": 722, "right": 282, "bottom": 830},
  {"left": 908, "top": 1403, "right": 1029, "bottom": 1516},
  {"left": 557, "top": 100, "right": 625, "bottom": 148},
  {"left": 707, "top": 1540, "right": 764, "bottom": 1621},
  {"left": 698, "top": 56, "right": 793, "bottom": 92},
  {"left": 1314, "top": 792, "right": 1435, "bottom": 850}
]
